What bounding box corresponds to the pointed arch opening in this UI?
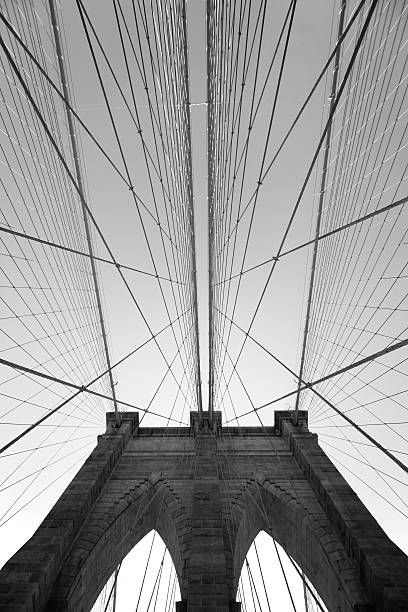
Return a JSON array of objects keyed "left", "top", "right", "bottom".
[
  {"left": 90, "top": 530, "right": 181, "bottom": 612},
  {"left": 236, "top": 531, "right": 327, "bottom": 612},
  {"left": 232, "top": 479, "right": 358, "bottom": 612}
]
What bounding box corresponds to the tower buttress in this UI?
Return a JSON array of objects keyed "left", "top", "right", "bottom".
[{"left": 0, "top": 411, "right": 407, "bottom": 612}]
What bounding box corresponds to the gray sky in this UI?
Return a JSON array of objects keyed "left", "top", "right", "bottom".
[{"left": 0, "top": 1, "right": 407, "bottom": 610}]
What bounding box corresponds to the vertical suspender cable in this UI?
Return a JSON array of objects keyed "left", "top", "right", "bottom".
[
  {"left": 294, "top": 0, "right": 347, "bottom": 425},
  {"left": 182, "top": 0, "right": 203, "bottom": 416},
  {"left": 48, "top": 0, "right": 120, "bottom": 424},
  {"left": 302, "top": 574, "right": 309, "bottom": 612},
  {"left": 112, "top": 566, "right": 119, "bottom": 611},
  {"left": 207, "top": 0, "right": 214, "bottom": 424}
]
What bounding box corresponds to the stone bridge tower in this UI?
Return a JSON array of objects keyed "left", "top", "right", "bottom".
[{"left": 1, "top": 411, "right": 407, "bottom": 612}]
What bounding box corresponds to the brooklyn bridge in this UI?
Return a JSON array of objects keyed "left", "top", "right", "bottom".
[{"left": 0, "top": 1, "right": 407, "bottom": 610}]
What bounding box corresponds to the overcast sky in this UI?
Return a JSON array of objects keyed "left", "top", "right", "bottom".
[{"left": 0, "top": 1, "right": 407, "bottom": 610}]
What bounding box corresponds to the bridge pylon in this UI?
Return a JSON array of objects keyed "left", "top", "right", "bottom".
[{"left": 1, "top": 411, "right": 407, "bottom": 611}]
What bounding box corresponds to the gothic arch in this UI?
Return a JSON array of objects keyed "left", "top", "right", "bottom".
[
  {"left": 231, "top": 477, "right": 371, "bottom": 612},
  {"left": 1, "top": 411, "right": 408, "bottom": 612},
  {"left": 47, "top": 474, "right": 185, "bottom": 612}
]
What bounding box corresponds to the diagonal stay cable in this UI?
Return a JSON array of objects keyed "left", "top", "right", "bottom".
[
  {"left": 318, "top": 432, "right": 408, "bottom": 456},
  {"left": 0, "top": 10, "right": 169, "bottom": 237},
  {"left": 0, "top": 32, "right": 192, "bottom": 406},
  {"left": 214, "top": 0, "right": 380, "bottom": 411},
  {"left": 214, "top": 304, "right": 408, "bottom": 474},
  {"left": 77, "top": 0, "right": 179, "bottom": 249},
  {"left": 0, "top": 451, "right": 90, "bottom": 529},
  {"left": 208, "top": 0, "right": 269, "bottom": 415},
  {"left": 0, "top": 355, "right": 187, "bottom": 450},
  {"left": 220, "top": 0, "right": 295, "bottom": 218},
  {"left": 216, "top": 193, "right": 408, "bottom": 285},
  {"left": 0, "top": 225, "right": 181, "bottom": 283},
  {"left": 294, "top": 0, "right": 347, "bottom": 422},
  {"left": 0, "top": 307, "right": 190, "bottom": 454},
  {"left": 75, "top": 0, "right": 198, "bottom": 411},
  {"left": 322, "top": 440, "right": 408, "bottom": 488},
  {"left": 0, "top": 434, "right": 95, "bottom": 459},
  {"left": 48, "top": 0, "right": 119, "bottom": 422},
  {"left": 0, "top": 441, "right": 94, "bottom": 494},
  {"left": 213, "top": 0, "right": 297, "bottom": 410},
  {"left": 139, "top": 321, "right": 195, "bottom": 426},
  {"left": 215, "top": 0, "right": 369, "bottom": 261},
  {"left": 215, "top": 303, "right": 407, "bottom": 401}
]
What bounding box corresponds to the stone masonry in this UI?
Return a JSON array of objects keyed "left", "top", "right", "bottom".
[{"left": 0, "top": 410, "right": 407, "bottom": 611}]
